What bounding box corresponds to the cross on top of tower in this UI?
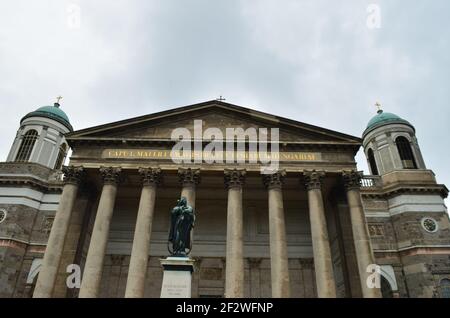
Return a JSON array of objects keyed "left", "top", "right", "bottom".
[
  {"left": 375, "top": 101, "right": 382, "bottom": 113},
  {"left": 55, "top": 96, "right": 63, "bottom": 108},
  {"left": 217, "top": 95, "right": 226, "bottom": 101}
]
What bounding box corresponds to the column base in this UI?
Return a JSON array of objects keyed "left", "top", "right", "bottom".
[{"left": 160, "top": 257, "right": 195, "bottom": 298}]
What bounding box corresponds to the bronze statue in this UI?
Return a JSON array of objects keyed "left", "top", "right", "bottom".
[{"left": 168, "top": 197, "right": 195, "bottom": 257}]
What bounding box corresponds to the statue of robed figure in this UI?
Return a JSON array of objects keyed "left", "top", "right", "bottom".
[{"left": 168, "top": 197, "right": 195, "bottom": 257}]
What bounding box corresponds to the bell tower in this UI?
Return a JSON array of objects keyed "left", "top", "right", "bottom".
[
  {"left": 0, "top": 98, "right": 73, "bottom": 297},
  {"left": 362, "top": 103, "right": 426, "bottom": 176},
  {"left": 360, "top": 103, "right": 449, "bottom": 298},
  {"left": 6, "top": 98, "right": 72, "bottom": 170}
]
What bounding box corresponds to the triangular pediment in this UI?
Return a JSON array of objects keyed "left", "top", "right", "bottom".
[{"left": 66, "top": 101, "right": 361, "bottom": 145}]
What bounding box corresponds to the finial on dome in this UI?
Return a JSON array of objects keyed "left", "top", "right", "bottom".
[
  {"left": 375, "top": 101, "right": 383, "bottom": 114},
  {"left": 54, "top": 96, "right": 62, "bottom": 108}
]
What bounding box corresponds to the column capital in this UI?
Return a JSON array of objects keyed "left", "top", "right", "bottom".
[
  {"left": 262, "top": 170, "right": 286, "bottom": 189},
  {"left": 303, "top": 170, "right": 325, "bottom": 191},
  {"left": 224, "top": 168, "right": 246, "bottom": 189},
  {"left": 178, "top": 167, "right": 200, "bottom": 187},
  {"left": 342, "top": 170, "right": 362, "bottom": 190},
  {"left": 99, "top": 166, "right": 122, "bottom": 185},
  {"left": 62, "top": 165, "right": 85, "bottom": 185},
  {"left": 138, "top": 167, "right": 162, "bottom": 186}
]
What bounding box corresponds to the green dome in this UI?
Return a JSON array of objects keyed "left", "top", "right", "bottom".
[
  {"left": 363, "top": 110, "right": 413, "bottom": 136},
  {"left": 21, "top": 104, "right": 73, "bottom": 131}
]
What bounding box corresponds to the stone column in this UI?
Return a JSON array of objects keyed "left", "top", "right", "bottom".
[
  {"left": 342, "top": 170, "right": 381, "bottom": 298},
  {"left": 262, "top": 170, "right": 290, "bottom": 298},
  {"left": 33, "top": 166, "right": 85, "bottom": 298},
  {"left": 52, "top": 186, "right": 95, "bottom": 298},
  {"left": 178, "top": 167, "right": 200, "bottom": 253},
  {"left": 303, "top": 170, "right": 337, "bottom": 298},
  {"left": 79, "top": 167, "right": 121, "bottom": 298},
  {"left": 178, "top": 168, "right": 200, "bottom": 208},
  {"left": 224, "top": 168, "right": 246, "bottom": 298},
  {"left": 125, "top": 168, "right": 161, "bottom": 298}
]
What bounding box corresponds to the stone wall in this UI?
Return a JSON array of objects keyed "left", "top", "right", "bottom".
[
  {"left": 364, "top": 192, "right": 450, "bottom": 298},
  {"left": 0, "top": 203, "right": 42, "bottom": 297},
  {"left": 96, "top": 256, "right": 316, "bottom": 298}
]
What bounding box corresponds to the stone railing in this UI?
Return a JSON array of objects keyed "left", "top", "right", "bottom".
[
  {"left": 0, "top": 162, "right": 54, "bottom": 180},
  {"left": 361, "top": 175, "right": 382, "bottom": 188},
  {"left": 48, "top": 170, "right": 64, "bottom": 182}
]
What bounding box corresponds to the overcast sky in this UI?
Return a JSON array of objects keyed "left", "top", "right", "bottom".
[{"left": 0, "top": 1, "right": 449, "bottom": 200}]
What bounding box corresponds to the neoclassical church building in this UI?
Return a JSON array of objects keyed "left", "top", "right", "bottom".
[{"left": 0, "top": 99, "right": 448, "bottom": 298}]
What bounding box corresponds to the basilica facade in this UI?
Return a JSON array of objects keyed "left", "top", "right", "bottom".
[{"left": 0, "top": 100, "right": 448, "bottom": 298}]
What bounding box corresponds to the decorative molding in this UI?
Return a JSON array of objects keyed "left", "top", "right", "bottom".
[
  {"left": 0, "top": 209, "right": 7, "bottom": 224},
  {"left": 99, "top": 166, "right": 122, "bottom": 185},
  {"left": 262, "top": 170, "right": 286, "bottom": 189},
  {"left": 361, "top": 186, "right": 448, "bottom": 200},
  {"left": 374, "top": 245, "right": 450, "bottom": 257},
  {"left": 178, "top": 167, "right": 200, "bottom": 186},
  {"left": 303, "top": 170, "right": 325, "bottom": 191},
  {"left": 0, "top": 178, "right": 63, "bottom": 193},
  {"left": 368, "top": 223, "right": 385, "bottom": 237},
  {"left": 224, "top": 169, "right": 246, "bottom": 189},
  {"left": 62, "top": 165, "right": 85, "bottom": 185},
  {"left": 48, "top": 170, "right": 64, "bottom": 182},
  {"left": 28, "top": 245, "right": 46, "bottom": 253},
  {"left": 138, "top": 167, "right": 162, "bottom": 186},
  {"left": 0, "top": 236, "right": 46, "bottom": 247},
  {"left": 365, "top": 211, "right": 391, "bottom": 218},
  {"left": 342, "top": 170, "right": 362, "bottom": 190},
  {"left": 0, "top": 239, "right": 27, "bottom": 250},
  {"left": 41, "top": 216, "right": 54, "bottom": 235}
]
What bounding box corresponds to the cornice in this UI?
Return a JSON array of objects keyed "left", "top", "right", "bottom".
[
  {"left": 66, "top": 137, "right": 360, "bottom": 151},
  {"left": 66, "top": 100, "right": 362, "bottom": 144},
  {"left": 0, "top": 177, "right": 63, "bottom": 193},
  {"left": 361, "top": 184, "right": 448, "bottom": 199}
]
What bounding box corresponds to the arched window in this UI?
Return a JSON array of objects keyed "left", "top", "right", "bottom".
[
  {"left": 54, "top": 143, "right": 67, "bottom": 170},
  {"left": 380, "top": 276, "right": 393, "bottom": 298},
  {"left": 396, "top": 136, "right": 417, "bottom": 169},
  {"left": 441, "top": 279, "right": 450, "bottom": 298},
  {"left": 15, "top": 130, "right": 38, "bottom": 162},
  {"left": 367, "top": 148, "right": 379, "bottom": 175},
  {"left": 25, "top": 258, "right": 42, "bottom": 298}
]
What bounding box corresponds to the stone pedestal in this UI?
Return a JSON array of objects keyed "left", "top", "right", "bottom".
[{"left": 160, "top": 257, "right": 195, "bottom": 298}]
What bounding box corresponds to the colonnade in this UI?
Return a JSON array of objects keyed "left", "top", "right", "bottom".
[{"left": 33, "top": 166, "right": 379, "bottom": 298}]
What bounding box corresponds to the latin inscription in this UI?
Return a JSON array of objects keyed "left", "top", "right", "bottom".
[
  {"left": 103, "top": 149, "right": 321, "bottom": 161},
  {"left": 164, "top": 282, "right": 189, "bottom": 297}
]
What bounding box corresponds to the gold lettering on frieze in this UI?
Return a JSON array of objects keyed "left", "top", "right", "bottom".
[{"left": 103, "top": 149, "right": 321, "bottom": 162}]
